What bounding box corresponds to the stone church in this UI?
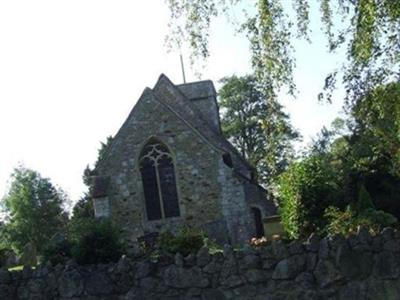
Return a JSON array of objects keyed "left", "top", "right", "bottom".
[{"left": 91, "top": 74, "right": 277, "bottom": 245}]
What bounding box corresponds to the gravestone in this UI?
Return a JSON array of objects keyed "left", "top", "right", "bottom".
[{"left": 20, "top": 243, "right": 37, "bottom": 267}]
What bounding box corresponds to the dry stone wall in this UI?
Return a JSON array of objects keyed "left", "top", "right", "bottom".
[{"left": 2, "top": 228, "right": 400, "bottom": 299}]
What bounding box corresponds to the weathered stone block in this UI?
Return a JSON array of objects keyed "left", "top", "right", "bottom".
[
  {"left": 314, "top": 260, "right": 342, "bottom": 288},
  {"left": 220, "top": 274, "right": 244, "bottom": 288},
  {"left": 196, "top": 247, "right": 211, "bottom": 267},
  {"left": 58, "top": 269, "right": 84, "bottom": 298},
  {"left": 135, "top": 261, "right": 154, "bottom": 279},
  {"left": 244, "top": 269, "right": 270, "bottom": 283},
  {"left": 338, "top": 281, "right": 367, "bottom": 300},
  {"left": 0, "top": 268, "right": 11, "bottom": 284},
  {"left": 304, "top": 233, "right": 320, "bottom": 252},
  {"left": 86, "top": 272, "right": 114, "bottom": 296},
  {"left": 272, "top": 254, "right": 306, "bottom": 280},
  {"left": 373, "top": 251, "right": 400, "bottom": 279},
  {"left": 239, "top": 254, "right": 261, "bottom": 270},
  {"left": 202, "top": 288, "right": 226, "bottom": 300},
  {"left": 163, "top": 265, "right": 209, "bottom": 288},
  {"left": 335, "top": 245, "right": 373, "bottom": 279}
]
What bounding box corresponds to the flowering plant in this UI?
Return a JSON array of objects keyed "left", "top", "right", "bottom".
[{"left": 250, "top": 236, "right": 267, "bottom": 247}]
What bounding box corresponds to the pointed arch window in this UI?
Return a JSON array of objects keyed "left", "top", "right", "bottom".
[{"left": 139, "top": 140, "right": 180, "bottom": 220}]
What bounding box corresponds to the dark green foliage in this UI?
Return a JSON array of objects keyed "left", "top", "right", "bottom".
[
  {"left": 218, "top": 75, "right": 299, "bottom": 185},
  {"left": 68, "top": 195, "right": 95, "bottom": 239},
  {"left": 278, "top": 155, "right": 344, "bottom": 238},
  {"left": 347, "top": 83, "right": 400, "bottom": 218},
  {"left": 71, "top": 219, "right": 124, "bottom": 265},
  {"left": 42, "top": 235, "right": 72, "bottom": 266},
  {"left": 325, "top": 187, "right": 397, "bottom": 236},
  {"left": 83, "top": 136, "right": 113, "bottom": 186},
  {"left": 0, "top": 221, "right": 6, "bottom": 250},
  {"left": 352, "top": 185, "right": 374, "bottom": 213},
  {"left": 158, "top": 227, "right": 205, "bottom": 256},
  {"left": 1, "top": 167, "right": 68, "bottom": 255},
  {"left": 0, "top": 248, "right": 7, "bottom": 267},
  {"left": 219, "top": 75, "right": 268, "bottom": 167},
  {"left": 57, "top": 137, "right": 122, "bottom": 266},
  {"left": 166, "top": 1, "right": 400, "bottom": 106},
  {"left": 72, "top": 195, "right": 94, "bottom": 220},
  {"left": 278, "top": 82, "right": 400, "bottom": 237}
]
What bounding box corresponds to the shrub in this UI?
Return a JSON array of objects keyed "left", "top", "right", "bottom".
[
  {"left": 71, "top": 219, "right": 124, "bottom": 265},
  {"left": 278, "top": 155, "right": 344, "bottom": 238},
  {"left": 158, "top": 227, "right": 205, "bottom": 256},
  {"left": 325, "top": 206, "right": 397, "bottom": 236},
  {"left": 352, "top": 185, "right": 375, "bottom": 213},
  {"left": 41, "top": 233, "right": 72, "bottom": 265},
  {"left": 325, "top": 185, "right": 397, "bottom": 236},
  {"left": 0, "top": 248, "right": 7, "bottom": 267}
]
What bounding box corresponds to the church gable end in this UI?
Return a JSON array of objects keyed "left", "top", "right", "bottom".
[{"left": 91, "top": 74, "right": 277, "bottom": 245}]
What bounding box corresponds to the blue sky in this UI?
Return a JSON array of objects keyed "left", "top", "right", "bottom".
[{"left": 0, "top": 1, "right": 345, "bottom": 203}]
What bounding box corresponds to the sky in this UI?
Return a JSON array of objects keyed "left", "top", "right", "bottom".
[{"left": 0, "top": 1, "right": 345, "bottom": 203}]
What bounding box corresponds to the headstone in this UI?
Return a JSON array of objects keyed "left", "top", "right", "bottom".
[{"left": 20, "top": 243, "right": 37, "bottom": 267}]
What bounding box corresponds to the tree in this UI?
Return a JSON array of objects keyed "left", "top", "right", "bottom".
[
  {"left": 347, "top": 82, "right": 400, "bottom": 217},
  {"left": 70, "top": 196, "right": 94, "bottom": 222},
  {"left": 79, "top": 135, "right": 113, "bottom": 215},
  {"left": 0, "top": 221, "right": 6, "bottom": 249},
  {"left": 83, "top": 135, "right": 113, "bottom": 186},
  {"left": 351, "top": 82, "right": 400, "bottom": 176},
  {"left": 70, "top": 137, "right": 113, "bottom": 230},
  {"left": 278, "top": 82, "right": 400, "bottom": 237},
  {"left": 1, "top": 167, "right": 68, "bottom": 255},
  {"left": 166, "top": 0, "right": 400, "bottom": 104},
  {"left": 219, "top": 75, "right": 299, "bottom": 185}
]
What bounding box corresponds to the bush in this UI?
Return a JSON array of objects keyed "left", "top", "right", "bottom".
[
  {"left": 278, "top": 155, "right": 344, "bottom": 238},
  {"left": 158, "top": 227, "right": 205, "bottom": 256},
  {"left": 71, "top": 219, "right": 124, "bottom": 265},
  {"left": 0, "top": 248, "right": 17, "bottom": 268},
  {"left": 325, "top": 185, "right": 397, "bottom": 236},
  {"left": 324, "top": 206, "right": 397, "bottom": 236},
  {"left": 0, "top": 248, "right": 7, "bottom": 267},
  {"left": 41, "top": 233, "right": 72, "bottom": 265}
]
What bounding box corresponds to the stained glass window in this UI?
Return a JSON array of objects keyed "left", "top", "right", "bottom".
[{"left": 139, "top": 140, "right": 180, "bottom": 220}]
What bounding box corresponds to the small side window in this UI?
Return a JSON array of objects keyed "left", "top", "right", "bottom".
[{"left": 222, "top": 153, "right": 233, "bottom": 168}]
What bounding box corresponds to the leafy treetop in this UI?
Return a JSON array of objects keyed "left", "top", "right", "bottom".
[
  {"left": 1, "top": 166, "right": 68, "bottom": 255},
  {"left": 218, "top": 75, "right": 299, "bottom": 186},
  {"left": 166, "top": 0, "right": 400, "bottom": 104}
]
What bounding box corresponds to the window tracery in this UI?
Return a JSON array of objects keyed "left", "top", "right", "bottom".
[{"left": 139, "top": 140, "right": 180, "bottom": 220}]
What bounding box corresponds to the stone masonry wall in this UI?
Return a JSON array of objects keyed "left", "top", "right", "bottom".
[
  {"left": 97, "top": 90, "right": 228, "bottom": 243},
  {"left": 2, "top": 228, "right": 400, "bottom": 299},
  {"left": 95, "top": 86, "right": 257, "bottom": 245}
]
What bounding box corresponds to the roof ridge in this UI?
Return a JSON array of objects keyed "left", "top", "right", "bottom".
[
  {"left": 153, "top": 74, "right": 253, "bottom": 179},
  {"left": 96, "top": 87, "right": 154, "bottom": 170}
]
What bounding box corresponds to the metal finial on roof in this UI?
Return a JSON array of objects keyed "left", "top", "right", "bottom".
[{"left": 180, "top": 53, "right": 186, "bottom": 84}]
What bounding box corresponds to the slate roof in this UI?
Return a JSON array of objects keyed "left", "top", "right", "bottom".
[
  {"left": 96, "top": 74, "right": 255, "bottom": 182},
  {"left": 151, "top": 74, "right": 254, "bottom": 180},
  {"left": 177, "top": 80, "right": 216, "bottom": 100}
]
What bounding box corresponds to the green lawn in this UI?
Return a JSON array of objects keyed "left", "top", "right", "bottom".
[{"left": 8, "top": 265, "right": 36, "bottom": 272}]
